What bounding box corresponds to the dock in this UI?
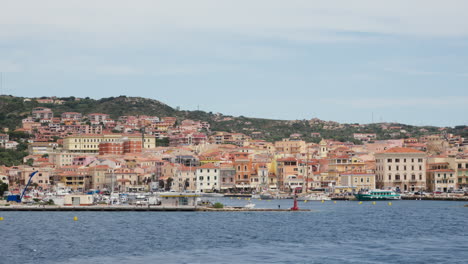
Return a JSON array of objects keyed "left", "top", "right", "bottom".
[
  {"left": 401, "top": 196, "right": 468, "bottom": 201},
  {"left": 0, "top": 205, "right": 311, "bottom": 212}
]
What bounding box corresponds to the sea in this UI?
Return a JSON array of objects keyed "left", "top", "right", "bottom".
[{"left": 1, "top": 199, "right": 467, "bottom": 264}]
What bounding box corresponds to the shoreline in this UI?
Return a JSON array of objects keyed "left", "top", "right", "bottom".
[{"left": 0, "top": 205, "right": 311, "bottom": 212}]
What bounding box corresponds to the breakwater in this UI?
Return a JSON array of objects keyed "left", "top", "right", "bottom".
[{"left": 0, "top": 205, "right": 310, "bottom": 212}]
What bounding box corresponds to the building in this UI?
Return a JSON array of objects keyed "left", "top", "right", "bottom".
[
  {"left": 87, "top": 113, "right": 110, "bottom": 124},
  {"left": 172, "top": 165, "right": 196, "bottom": 192},
  {"left": 220, "top": 166, "right": 236, "bottom": 191},
  {"left": 32, "top": 107, "right": 53, "bottom": 120},
  {"left": 274, "top": 139, "right": 306, "bottom": 154},
  {"left": 375, "top": 147, "right": 427, "bottom": 192},
  {"left": 196, "top": 163, "right": 221, "bottom": 192},
  {"left": 353, "top": 133, "right": 377, "bottom": 142},
  {"left": 276, "top": 157, "right": 298, "bottom": 190},
  {"left": 340, "top": 172, "right": 376, "bottom": 192},
  {"left": 455, "top": 159, "right": 468, "bottom": 189},
  {"left": 63, "top": 134, "right": 156, "bottom": 153},
  {"left": 61, "top": 112, "right": 82, "bottom": 121},
  {"left": 426, "top": 162, "right": 456, "bottom": 192}
]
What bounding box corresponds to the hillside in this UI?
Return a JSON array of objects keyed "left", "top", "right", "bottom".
[{"left": 0, "top": 95, "right": 466, "bottom": 143}]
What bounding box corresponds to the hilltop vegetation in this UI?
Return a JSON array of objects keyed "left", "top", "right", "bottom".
[{"left": 0, "top": 95, "right": 463, "bottom": 143}]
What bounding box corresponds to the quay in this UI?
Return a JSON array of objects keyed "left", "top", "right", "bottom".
[
  {"left": 0, "top": 205, "right": 310, "bottom": 212},
  {"left": 401, "top": 196, "right": 468, "bottom": 201}
]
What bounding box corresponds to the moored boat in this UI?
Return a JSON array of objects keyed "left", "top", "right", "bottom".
[
  {"left": 354, "top": 190, "right": 401, "bottom": 201},
  {"left": 297, "top": 193, "right": 331, "bottom": 201}
]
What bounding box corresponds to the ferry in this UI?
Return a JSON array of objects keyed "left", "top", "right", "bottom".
[{"left": 354, "top": 190, "right": 401, "bottom": 201}]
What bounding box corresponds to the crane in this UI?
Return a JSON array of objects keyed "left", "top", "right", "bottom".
[{"left": 7, "top": 171, "right": 39, "bottom": 203}]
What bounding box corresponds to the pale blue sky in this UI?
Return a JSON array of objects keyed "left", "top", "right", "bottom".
[{"left": 1, "top": 0, "right": 467, "bottom": 126}]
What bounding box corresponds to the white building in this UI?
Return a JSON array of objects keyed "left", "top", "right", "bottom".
[
  {"left": 196, "top": 164, "right": 221, "bottom": 192},
  {"left": 375, "top": 147, "right": 427, "bottom": 192}
]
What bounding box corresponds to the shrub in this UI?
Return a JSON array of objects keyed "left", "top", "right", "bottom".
[{"left": 213, "top": 202, "right": 224, "bottom": 209}]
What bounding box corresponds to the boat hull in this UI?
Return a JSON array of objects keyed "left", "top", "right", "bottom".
[{"left": 354, "top": 194, "right": 401, "bottom": 201}]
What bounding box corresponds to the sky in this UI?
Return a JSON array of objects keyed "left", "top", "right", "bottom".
[{"left": 0, "top": 0, "right": 467, "bottom": 127}]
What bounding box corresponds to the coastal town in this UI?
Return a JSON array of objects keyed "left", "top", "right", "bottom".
[{"left": 1, "top": 96, "right": 468, "bottom": 207}]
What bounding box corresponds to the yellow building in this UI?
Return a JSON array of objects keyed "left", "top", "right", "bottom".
[
  {"left": 274, "top": 139, "right": 305, "bottom": 154},
  {"left": 339, "top": 172, "right": 376, "bottom": 193},
  {"left": 63, "top": 134, "right": 156, "bottom": 153}
]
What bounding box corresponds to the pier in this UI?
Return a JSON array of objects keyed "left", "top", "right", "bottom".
[
  {"left": 401, "top": 196, "right": 468, "bottom": 201},
  {"left": 0, "top": 205, "right": 311, "bottom": 212}
]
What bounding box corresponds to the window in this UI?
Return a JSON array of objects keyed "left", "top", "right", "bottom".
[
  {"left": 387, "top": 159, "right": 392, "bottom": 163},
  {"left": 395, "top": 159, "right": 400, "bottom": 163},
  {"left": 388, "top": 166, "right": 391, "bottom": 170},
  {"left": 388, "top": 174, "right": 392, "bottom": 180},
  {"left": 418, "top": 159, "right": 423, "bottom": 163}
]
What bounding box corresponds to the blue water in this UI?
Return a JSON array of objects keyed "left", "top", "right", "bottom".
[{"left": 1, "top": 199, "right": 467, "bottom": 264}]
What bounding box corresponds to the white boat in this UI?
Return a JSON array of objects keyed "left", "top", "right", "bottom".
[
  {"left": 244, "top": 201, "right": 255, "bottom": 209},
  {"left": 297, "top": 193, "right": 331, "bottom": 201},
  {"left": 200, "top": 193, "right": 224, "bottom": 197}
]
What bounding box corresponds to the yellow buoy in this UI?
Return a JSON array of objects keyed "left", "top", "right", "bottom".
[
  {"left": 304, "top": 200, "right": 308, "bottom": 203},
  {"left": 358, "top": 201, "right": 363, "bottom": 204},
  {"left": 73, "top": 216, "right": 78, "bottom": 221},
  {"left": 321, "top": 200, "right": 324, "bottom": 203},
  {"left": 388, "top": 202, "right": 392, "bottom": 206},
  {"left": 0, "top": 217, "right": 4, "bottom": 221},
  {"left": 230, "top": 197, "right": 233, "bottom": 200},
  {"left": 333, "top": 201, "right": 337, "bottom": 204},
  {"left": 372, "top": 201, "right": 376, "bottom": 205}
]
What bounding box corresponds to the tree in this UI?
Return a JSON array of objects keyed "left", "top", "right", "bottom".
[
  {"left": 158, "top": 180, "right": 165, "bottom": 190},
  {"left": 0, "top": 180, "right": 8, "bottom": 196},
  {"left": 25, "top": 158, "right": 34, "bottom": 166},
  {"left": 165, "top": 177, "right": 173, "bottom": 191}
]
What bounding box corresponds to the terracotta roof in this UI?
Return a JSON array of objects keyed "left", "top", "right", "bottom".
[
  {"left": 381, "top": 147, "right": 425, "bottom": 154},
  {"left": 198, "top": 163, "right": 220, "bottom": 169}
]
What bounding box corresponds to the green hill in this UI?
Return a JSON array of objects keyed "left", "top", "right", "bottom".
[{"left": 0, "top": 95, "right": 465, "bottom": 143}]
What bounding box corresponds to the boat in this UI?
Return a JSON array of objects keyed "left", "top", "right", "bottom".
[
  {"left": 297, "top": 193, "right": 331, "bottom": 201},
  {"left": 200, "top": 193, "right": 224, "bottom": 197},
  {"left": 354, "top": 190, "right": 401, "bottom": 201},
  {"left": 244, "top": 201, "right": 255, "bottom": 209}
]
